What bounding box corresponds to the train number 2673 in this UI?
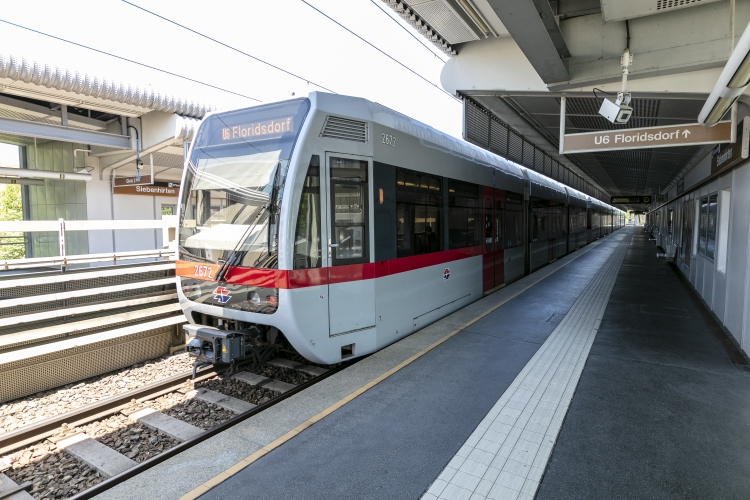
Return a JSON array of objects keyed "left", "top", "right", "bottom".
[{"left": 381, "top": 133, "right": 396, "bottom": 147}]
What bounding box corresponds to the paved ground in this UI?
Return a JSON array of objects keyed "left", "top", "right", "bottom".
[
  {"left": 200, "top": 234, "right": 623, "bottom": 499},
  {"left": 537, "top": 231, "right": 750, "bottom": 499}
]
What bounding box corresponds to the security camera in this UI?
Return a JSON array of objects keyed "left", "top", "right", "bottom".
[{"left": 599, "top": 95, "right": 633, "bottom": 124}]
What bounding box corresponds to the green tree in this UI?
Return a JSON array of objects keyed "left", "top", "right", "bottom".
[{"left": 0, "top": 184, "right": 25, "bottom": 260}]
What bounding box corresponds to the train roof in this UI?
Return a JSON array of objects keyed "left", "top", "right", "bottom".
[{"left": 248, "top": 93, "right": 623, "bottom": 212}]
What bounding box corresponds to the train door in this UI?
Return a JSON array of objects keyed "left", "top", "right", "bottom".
[
  {"left": 482, "top": 187, "right": 504, "bottom": 293},
  {"left": 325, "top": 153, "right": 376, "bottom": 336}
]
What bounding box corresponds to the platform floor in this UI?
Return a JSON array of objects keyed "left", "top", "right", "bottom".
[{"left": 96, "top": 227, "right": 750, "bottom": 500}]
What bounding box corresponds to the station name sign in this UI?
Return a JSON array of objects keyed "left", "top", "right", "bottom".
[
  {"left": 562, "top": 121, "right": 732, "bottom": 154},
  {"left": 711, "top": 117, "right": 749, "bottom": 175},
  {"left": 221, "top": 117, "right": 293, "bottom": 141},
  {"left": 114, "top": 180, "right": 180, "bottom": 197},
  {"left": 611, "top": 196, "right": 652, "bottom": 204}
]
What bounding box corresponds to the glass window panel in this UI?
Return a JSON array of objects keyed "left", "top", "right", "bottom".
[
  {"left": 699, "top": 196, "right": 709, "bottom": 255},
  {"left": 293, "top": 161, "right": 321, "bottom": 269},
  {"left": 396, "top": 168, "right": 442, "bottom": 257},
  {"left": 717, "top": 189, "right": 730, "bottom": 273},
  {"left": 706, "top": 193, "right": 718, "bottom": 260}
]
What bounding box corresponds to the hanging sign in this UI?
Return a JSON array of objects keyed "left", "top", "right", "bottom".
[
  {"left": 114, "top": 180, "right": 180, "bottom": 197},
  {"left": 113, "top": 175, "right": 153, "bottom": 186},
  {"left": 710, "top": 117, "right": 749, "bottom": 175},
  {"left": 562, "top": 121, "right": 732, "bottom": 154},
  {"left": 611, "top": 196, "right": 652, "bottom": 204}
]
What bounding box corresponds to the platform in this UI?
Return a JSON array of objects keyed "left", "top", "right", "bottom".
[{"left": 94, "top": 227, "right": 750, "bottom": 500}]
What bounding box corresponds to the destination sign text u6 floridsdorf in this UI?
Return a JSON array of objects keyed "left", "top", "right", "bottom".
[{"left": 562, "top": 121, "right": 733, "bottom": 154}]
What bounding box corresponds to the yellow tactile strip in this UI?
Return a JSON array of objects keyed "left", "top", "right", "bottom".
[{"left": 180, "top": 237, "right": 616, "bottom": 500}]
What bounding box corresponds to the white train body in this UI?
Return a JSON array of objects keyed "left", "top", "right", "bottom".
[{"left": 176, "top": 93, "right": 624, "bottom": 365}]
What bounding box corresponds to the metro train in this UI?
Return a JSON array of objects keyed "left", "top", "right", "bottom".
[{"left": 176, "top": 93, "right": 625, "bottom": 366}]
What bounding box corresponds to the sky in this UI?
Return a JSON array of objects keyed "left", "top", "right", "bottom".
[
  {"left": 0, "top": 144, "right": 18, "bottom": 167},
  {"left": 0, "top": 0, "right": 462, "bottom": 137}
]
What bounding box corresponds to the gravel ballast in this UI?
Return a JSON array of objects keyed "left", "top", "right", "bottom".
[
  {"left": 3, "top": 441, "right": 104, "bottom": 499},
  {"left": 195, "top": 376, "right": 277, "bottom": 405},
  {"left": 0, "top": 354, "right": 193, "bottom": 435},
  {"left": 78, "top": 415, "right": 180, "bottom": 463}
]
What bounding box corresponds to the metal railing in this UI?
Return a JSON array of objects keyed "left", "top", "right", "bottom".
[{"left": 0, "top": 216, "right": 178, "bottom": 270}]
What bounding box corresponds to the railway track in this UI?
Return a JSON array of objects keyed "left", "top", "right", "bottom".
[{"left": 0, "top": 358, "right": 348, "bottom": 500}]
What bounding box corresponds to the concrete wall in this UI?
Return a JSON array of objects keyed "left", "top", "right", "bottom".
[{"left": 655, "top": 155, "right": 750, "bottom": 357}]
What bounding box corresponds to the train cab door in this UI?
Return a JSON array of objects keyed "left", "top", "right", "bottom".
[
  {"left": 324, "top": 153, "right": 376, "bottom": 337},
  {"left": 482, "top": 187, "right": 504, "bottom": 293}
]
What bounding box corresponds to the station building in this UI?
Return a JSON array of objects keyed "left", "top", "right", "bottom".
[{"left": 0, "top": 53, "right": 206, "bottom": 258}]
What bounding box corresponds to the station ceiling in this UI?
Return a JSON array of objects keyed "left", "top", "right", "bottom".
[
  {"left": 463, "top": 91, "right": 711, "bottom": 200},
  {"left": 386, "top": 0, "right": 741, "bottom": 208}
]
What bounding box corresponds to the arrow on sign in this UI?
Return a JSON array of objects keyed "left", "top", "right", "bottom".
[{"left": 683, "top": 130, "right": 690, "bottom": 138}]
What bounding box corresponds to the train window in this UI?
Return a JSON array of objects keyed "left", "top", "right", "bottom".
[
  {"left": 504, "top": 191, "right": 523, "bottom": 249},
  {"left": 448, "top": 179, "right": 481, "bottom": 249},
  {"left": 706, "top": 193, "right": 718, "bottom": 260},
  {"left": 698, "top": 196, "right": 709, "bottom": 255},
  {"left": 330, "top": 157, "right": 369, "bottom": 264},
  {"left": 293, "top": 157, "right": 322, "bottom": 269},
  {"left": 716, "top": 189, "right": 731, "bottom": 273},
  {"left": 396, "top": 168, "right": 442, "bottom": 257}
]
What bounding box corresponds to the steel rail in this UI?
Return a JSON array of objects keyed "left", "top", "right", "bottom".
[
  {"left": 0, "top": 366, "right": 220, "bottom": 456},
  {"left": 68, "top": 360, "right": 353, "bottom": 500}
]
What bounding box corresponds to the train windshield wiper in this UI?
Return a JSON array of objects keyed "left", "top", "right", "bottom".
[{"left": 178, "top": 245, "right": 214, "bottom": 264}]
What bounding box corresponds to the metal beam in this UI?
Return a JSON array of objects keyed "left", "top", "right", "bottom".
[
  {"left": 0, "top": 116, "right": 131, "bottom": 149},
  {"left": 485, "top": 0, "right": 570, "bottom": 83}
]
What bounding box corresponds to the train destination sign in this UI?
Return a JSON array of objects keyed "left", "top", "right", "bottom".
[
  {"left": 220, "top": 117, "right": 293, "bottom": 141},
  {"left": 611, "top": 196, "right": 652, "bottom": 204},
  {"left": 562, "top": 121, "right": 732, "bottom": 154}
]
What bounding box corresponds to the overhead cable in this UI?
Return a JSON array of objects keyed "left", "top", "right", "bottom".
[
  {"left": 121, "top": 1, "right": 338, "bottom": 94},
  {"left": 299, "top": 0, "right": 460, "bottom": 102},
  {"left": 0, "top": 18, "right": 261, "bottom": 103}
]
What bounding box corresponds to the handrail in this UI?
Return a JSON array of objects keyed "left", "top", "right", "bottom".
[
  {"left": 0, "top": 218, "right": 176, "bottom": 232},
  {"left": 1, "top": 249, "right": 175, "bottom": 271},
  {"left": 0, "top": 217, "right": 179, "bottom": 271}
]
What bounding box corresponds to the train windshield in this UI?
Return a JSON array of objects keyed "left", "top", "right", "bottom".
[{"left": 179, "top": 99, "right": 310, "bottom": 269}]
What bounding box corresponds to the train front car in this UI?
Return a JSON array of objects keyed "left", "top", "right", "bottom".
[{"left": 176, "top": 98, "right": 313, "bottom": 368}]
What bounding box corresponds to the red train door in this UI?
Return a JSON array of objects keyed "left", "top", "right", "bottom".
[
  {"left": 482, "top": 187, "right": 505, "bottom": 293},
  {"left": 482, "top": 187, "right": 494, "bottom": 292},
  {"left": 495, "top": 191, "right": 504, "bottom": 286}
]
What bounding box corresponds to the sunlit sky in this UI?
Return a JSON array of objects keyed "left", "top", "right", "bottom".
[{"left": 0, "top": 0, "right": 461, "bottom": 143}]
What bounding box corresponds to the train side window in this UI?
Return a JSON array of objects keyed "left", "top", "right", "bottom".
[
  {"left": 293, "top": 156, "right": 322, "bottom": 269},
  {"left": 396, "top": 168, "right": 442, "bottom": 257},
  {"left": 698, "top": 196, "right": 709, "bottom": 255},
  {"left": 448, "top": 179, "right": 481, "bottom": 249},
  {"left": 706, "top": 193, "right": 718, "bottom": 260},
  {"left": 504, "top": 191, "right": 523, "bottom": 249}
]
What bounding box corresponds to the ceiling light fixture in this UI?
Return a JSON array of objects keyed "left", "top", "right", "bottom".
[{"left": 699, "top": 20, "right": 750, "bottom": 126}]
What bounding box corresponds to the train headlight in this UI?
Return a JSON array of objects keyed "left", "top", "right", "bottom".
[
  {"left": 183, "top": 284, "right": 201, "bottom": 299},
  {"left": 250, "top": 291, "right": 261, "bottom": 305}
]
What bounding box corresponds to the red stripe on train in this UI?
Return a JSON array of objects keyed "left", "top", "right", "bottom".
[{"left": 176, "top": 246, "right": 482, "bottom": 289}]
